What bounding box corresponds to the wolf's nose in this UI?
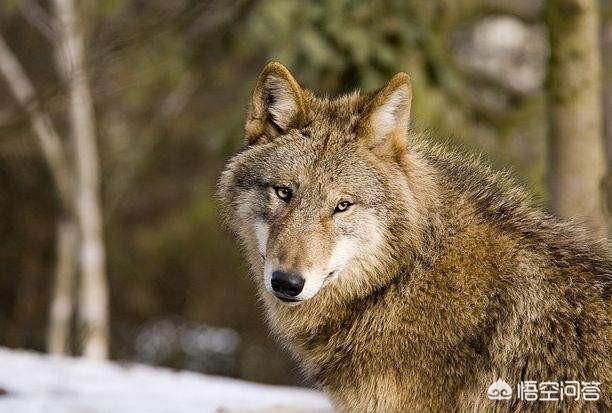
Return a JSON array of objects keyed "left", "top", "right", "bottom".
[{"left": 271, "top": 270, "right": 305, "bottom": 297}]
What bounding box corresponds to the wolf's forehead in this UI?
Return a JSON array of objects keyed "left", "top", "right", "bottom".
[
  {"left": 302, "top": 93, "right": 366, "bottom": 136},
  {"left": 269, "top": 139, "right": 376, "bottom": 186}
]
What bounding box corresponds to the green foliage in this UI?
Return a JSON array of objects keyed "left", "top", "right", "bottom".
[
  {"left": 0, "top": 0, "right": 20, "bottom": 13},
  {"left": 245, "top": 0, "right": 425, "bottom": 91},
  {"left": 97, "top": 0, "right": 127, "bottom": 16}
]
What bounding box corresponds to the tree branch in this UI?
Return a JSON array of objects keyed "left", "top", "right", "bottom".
[
  {"left": 19, "top": 0, "right": 60, "bottom": 43},
  {"left": 0, "top": 33, "right": 73, "bottom": 208}
]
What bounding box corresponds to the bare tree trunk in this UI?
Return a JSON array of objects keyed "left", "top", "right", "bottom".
[
  {"left": 545, "top": 0, "right": 606, "bottom": 235},
  {"left": 0, "top": 33, "right": 78, "bottom": 355},
  {"left": 47, "top": 217, "right": 78, "bottom": 355},
  {"left": 53, "top": 0, "right": 110, "bottom": 359}
]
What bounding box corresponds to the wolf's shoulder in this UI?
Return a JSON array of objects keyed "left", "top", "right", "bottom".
[{"left": 410, "top": 134, "right": 612, "bottom": 293}]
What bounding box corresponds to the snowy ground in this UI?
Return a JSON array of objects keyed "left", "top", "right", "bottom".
[{"left": 0, "top": 348, "right": 332, "bottom": 413}]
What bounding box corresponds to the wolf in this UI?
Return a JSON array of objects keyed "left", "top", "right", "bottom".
[{"left": 218, "top": 62, "right": 611, "bottom": 412}]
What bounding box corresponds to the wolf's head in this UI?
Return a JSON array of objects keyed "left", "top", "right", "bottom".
[{"left": 219, "top": 62, "right": 429, "bottom": 307}]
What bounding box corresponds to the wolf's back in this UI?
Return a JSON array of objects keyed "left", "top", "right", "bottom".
[
  {"left": 412, "top": 139, "right": 611, "bottom": 410},
  {"left": 418, "top": 138, "right": 611, "bottom": 293}
]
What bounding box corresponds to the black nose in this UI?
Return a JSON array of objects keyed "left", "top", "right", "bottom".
[{"left": 271, "top": 270, "right": 305, "bottom": 297}]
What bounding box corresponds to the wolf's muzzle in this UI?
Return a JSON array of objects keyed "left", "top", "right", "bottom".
[{"left": 271, "top": 270, "right": 305, "bottom": 301}]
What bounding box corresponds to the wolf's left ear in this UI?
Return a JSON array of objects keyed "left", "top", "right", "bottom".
[
  {"left": 358, "top": 72, "right": 412, "bottom": 160},
  {"left": 245, "top": 62, "right": 309, "bottom": 145}
]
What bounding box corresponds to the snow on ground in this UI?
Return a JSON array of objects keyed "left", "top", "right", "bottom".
[{"left": 0, "top": 348, "right": 332, "bottom": 413}]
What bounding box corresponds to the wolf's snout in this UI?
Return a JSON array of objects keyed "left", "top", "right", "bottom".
[{"left": 271, "top": 270, "right": 305, "bottom": 299}]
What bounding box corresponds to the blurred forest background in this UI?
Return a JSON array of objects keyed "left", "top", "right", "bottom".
[{"left": 0, "top": 0, "right": 611, "bottom": 386}]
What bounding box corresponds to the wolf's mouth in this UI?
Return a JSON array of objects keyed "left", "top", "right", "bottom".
[
  {"left": 322, "top": 270, "right": 337, "bottom": 286},
  {"left": 275, "top": 295, "right": 300, "bottom": 303}
]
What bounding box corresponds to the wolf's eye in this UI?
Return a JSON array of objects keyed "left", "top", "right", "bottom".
[
  {"left": 274, "top": 186, "right": 292, "bottom": 202},
  {"left": 334, "top": 200, "right": 353, "bottom": 213}
]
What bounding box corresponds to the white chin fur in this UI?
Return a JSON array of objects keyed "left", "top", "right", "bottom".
[
  {"left": 253, "top": 221, "right": 269, "bottom": 257},
  {"left": 263, "top": 260, "right": 274, "bottom": 294},
  {"left": 295, "top": 238, "right": 361, "bottom": 300},
  {"left": 295, "top": 270, "right": 325, "bottom": 301},
  {"left": 327, "top": 238, "right": 360, "bottom": 271}
]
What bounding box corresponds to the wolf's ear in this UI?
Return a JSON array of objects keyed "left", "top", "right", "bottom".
[
  {"left": 358, "top": 72, "right": 412, "bottom": 159},
  {"left": 245, "top": 62, "right": 308, "bottom": 145}
]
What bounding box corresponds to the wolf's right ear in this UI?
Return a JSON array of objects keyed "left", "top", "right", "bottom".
[{"left": 244, "top": 62, "right": 308, "bottom": 145}]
